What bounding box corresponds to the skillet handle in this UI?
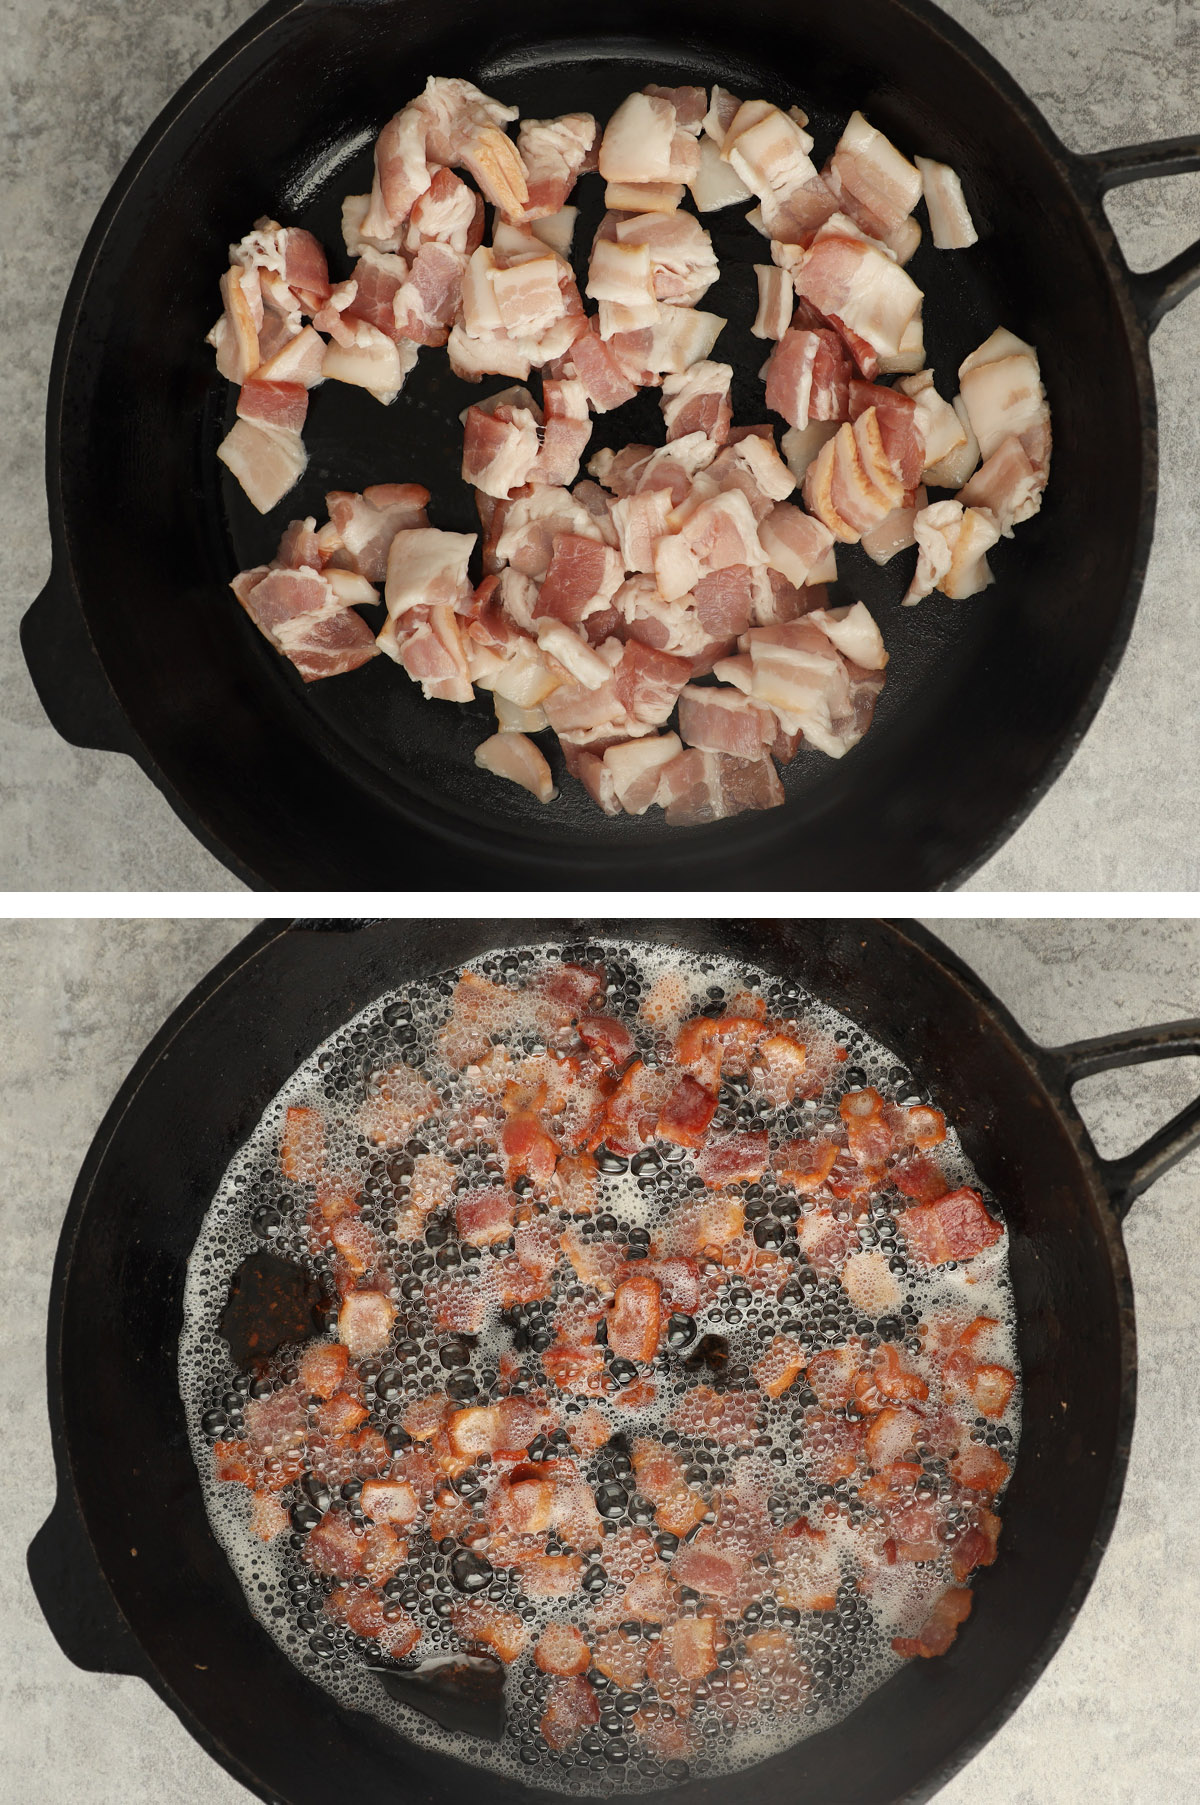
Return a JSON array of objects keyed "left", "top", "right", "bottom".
[
  {"left": 21, "top": 563, "right": 140, "bottom": 757},
  {"left": 28, "top": 1484, "right": 148, "bottom": 1679},
  {"left": 1049, "top": 1018, "right": 1200, "bottom": 1219},
  {"left": 1076, "top": 137, "right": 1200, "bottom": 331}
]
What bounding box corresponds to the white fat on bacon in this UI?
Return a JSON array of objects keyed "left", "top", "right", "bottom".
[
  {"left": 587, "top": 238, "right": 660, "bottom": 333},
  {"left": 599, "top": 91, "right": 700, "bottom": 187},
  {"left": 958, "top": 328, "right": 1051, "bottom": 474},
  {"left": 612, "top": 211, "right": 719, "bottom": 307},
  {"left": 690, "top": 137, "right": 754, "bottom": 212},
  {"left": 859, "top": 487, "right": 926, "bottom": 564},
  {"left": 654, "top": 490, "right": 767, "bottom": 602},
  {"left": 406, "top": 168, "right": 484, "bottom": 255},
  {"left": 790, "top": 215, "right": 923, "bottom": 375},
  {"left": 515, "top": 114, "right": 596, "bottom": 221},
  {"left": 660, "top": 361, "right": 733, "bottom": 445},
  {"left": 363, "top": 77, "right": 524, "bottom": 243},
  {"left": 904, "top": 499, "right": 1001, "bottom": 603},
  {"left": 322, "top": 320, "right": 418, "bottom": 404},
  {"left": 752, "top": 265, "right": 794, "bottom": 340},
  {"left": 780, "top": 420, "right": 840, "bottom": 482},
  {"left": 897, "top": 369, "right": 968, "bottom": 478},
  {"left": 602, "top": 734, "right": 685, "bottom": 815},
  {"left": 722, "top": 101, "right": 837, "bottom": 244},
  {"left": 495, "top": 488, "right": 603, "bottom": 580},
  {"left": 473, "top": 731, "right": 558, "bottom": 802},
  {"left": 757, "top": 502, "right": 835, "bottom": 586},
  {"left": 461, "top": 385, "right": 543, "bottom": 498},
  {"left": 823, "top": 112, "right": 922, "bottom": 247},
  {"left": 217, "top": 414, "right": 307, "bottom": 514},
  {"left": 324, "top": 485, "right": 430, "bottom": 580},
  {"left": 677, "top": 684, "right": 776, "bottom": 760},
  {"left": 385, "top": 527, "right": 476, "bottom": 616},
  {"left": 378, "top": 602, "right": 474, "bottom": 701},
  {"left": 915, "top": 156, "right": 978, "bottom": 250}
]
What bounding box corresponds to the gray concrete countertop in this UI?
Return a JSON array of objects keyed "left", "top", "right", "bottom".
[
  {"left": 3, "top": 917, "right": 1199, "bottom": 1801},
  {"left": 2, "top": 1, "right": 1199, "bottom": 891}
]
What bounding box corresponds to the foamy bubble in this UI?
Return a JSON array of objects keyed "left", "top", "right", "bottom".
[{"left": 179, "top": 939, "right": 1021, "bottom": 1793}]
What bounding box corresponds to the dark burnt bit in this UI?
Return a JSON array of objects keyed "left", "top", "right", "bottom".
[
  {"left": 372, "top": 1651, "right": 506, "bottom": 1741},
  {"left": 218, "top": 1250, "right": 330, "bottom": 1372}
]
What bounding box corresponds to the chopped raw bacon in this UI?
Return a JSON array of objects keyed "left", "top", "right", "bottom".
[
  {"left": 325, "top": 484, "right": 430, "bottom": 581},
  {"left": 915, "top": 155, "right": 978, "bottom": 249},
  {"left": 534, "top": 533, "right": 624, "bottom": 625},
  {"left": 661, "top": 360, "right": 733, "bottom": 444},
  {"left": 764, "top": 325, "right": 852, "bottom": 428},
  {"left": 516, "top": 113, "right": 597, "bottom": 220},
  {"left": 462, "top": 388, "right": 543, "bottom": 498},
  {"left": 824, "top": 112, "right": 922, "bottom": 245},
  {"left": 657, "top": 747, "right": 785, "bottom": 825}
]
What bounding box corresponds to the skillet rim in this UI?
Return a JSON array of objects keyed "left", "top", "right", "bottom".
[
  {"left": 30, "top": 0, "right": 1162, "bottom": 891},
  {"left": 35, "top": 916, "right": 1138, "bottom": 1804}
]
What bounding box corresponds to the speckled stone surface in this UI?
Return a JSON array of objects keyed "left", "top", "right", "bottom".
[
  {"left": 3, "top": 917, "right": 1199, "bottom": 1802},
  {"left": 2, "top": 0, "right": 1199, "bottom": 891}
]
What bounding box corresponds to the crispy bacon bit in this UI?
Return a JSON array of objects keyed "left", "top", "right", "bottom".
[
  {"left": 695, "top": 1131, "right": 769, "bottom": 1188},
  {"left": 839, "top": 1087, "right": 895, "bottom": 1173},
  {"left": 906, "top": 1105, "right": 946, "bottom": 1149},
  {"left": 773, "top": 1518, "right": 840, "bottom": 1611},
  {"left": 658, "top": 1074, "right": 719, "bottom": 1147},
  {"left": 280, "top": 1106, "right": 324, "bottom": 1182},
  {"left": 360, "top": 1479, "right": 420, "bottom": 1525},
  {"left": 543, "top": 1343, "right": 607, "bottom": 1394},
  {"left": 298, "top": 1341, "right": 350, "bottom": 1400},
  {"left": 337, "top": 1290, "right": 396, "bottom": 1358},
  {"left": 774, "top": 1137, "right": 839, "bottom": 1190},
  {"left": 901, "top": 1188, "right": 1004, "bottom": 1266},
  {"left": 892, "top": 1586, "right": 973, "bottom": 1658},
  {"left": 949, "top": 1444, "right": 1010, "bottom": 1496},
  {"left": 754, "top": 1334, "right": 807, "bottom": 1398},
  {"left": 451, "top": 1601, "right": 530, "bottom": 1664},
  {"left": 578, "top": 1015, "right": 636, "bottom": 1068},
  {"left": 608, "top": 1273, "right": 663, "bottom": 1362},
  {"left": 540, "top": 1674, "right": 601, "bottom": 1750},
  {"left": 500, "top": 1112, "right": 560, "bottom": 1187},
  {"left": 534, "top": 1621, "right": 591, "bottom": 1675},
  {"left": 305, "top": 1508, "right": 364, "bottom": 1578},
  {"left": 592, "top": 1628, "right": 648, "bottom": 1689}
]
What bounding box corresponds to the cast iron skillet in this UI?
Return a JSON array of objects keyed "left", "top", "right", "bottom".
[
  {"left": 27, "top": 919, "right": 1200, "bottom": 1804},
  {"left": 19, "top": 0, "right": 1200, "bottom": 890}
]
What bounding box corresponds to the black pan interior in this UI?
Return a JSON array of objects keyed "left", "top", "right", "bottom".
[
  {"left": 53, "top": 920, "right": 1132, "bottom": 1805},
  {"left": 49, "top": 0, "right": 1145, "bottom": 887}
]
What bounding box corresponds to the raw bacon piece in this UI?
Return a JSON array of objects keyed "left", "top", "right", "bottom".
[
  {"left": 763, "top": 326, "right": 852, "bottom": 428},
  {"left": 534, "top": 534, "right": 625, "bottom": 625},
  {"left": 529, "top": 378, "right": 592, "bottom": 488},
  {"left": 657, "top": 748, "right": 786, "bottom": 825},
  {"left": 757, "top": 502, "right": 835, "bottom": 587},
  {"left": 661, "top": 360, "right": 733, "bottom": 444},
  {"left": 612, "top": 641, "right": 692, "bottom": 727},
  {"left": 325, "top": 485, "right": 430, "bottom": 581},
  {"left": 753, "top": 265, "right": 795, "bottom": 340},
  {"left": 613, "top": 210, "right": 719, "bottom": 306},
  {"left": 722, "top": 102, "right": 837, "bottom": 242},
  {"left": 677, "top": 684, "right": 775, "bottom": 760},
  {"left": 900, "top": 1188, "right": 1003, "bottom": 1265},
  {"left": 322, "top": 320, "right": 418, "bottom": 403},
  {"left": 364, "top": 78, "right": 523, "bottom": 242},
  {"left": 474, "top": 731, "right": 557, "bottom": 803},
  {"left": 848, "top": 380, "right": 924, "bottom": 488},
  {"left": 892, "top": 1586, "right": 973, "bottom": 1658},
  {"left": 915, "top": 156, "right": 978, "bottom": 249},
  {"left": 385, "top": 527, "right": 476, "bottom": 616},
  {"left": 406, "top": 167, "right": 485, "bottom": 254},
  {"left": 232, "top": 565, "right": 379, "bottom": 681},
  {"left": 791, "top": 215, "right": 923, "bottom": 373},
  {"left": 217, "top": 417, "right": 307, "bottom": 514},
  {"left": 379, "top": 604, "right": 473, "bottom": 702},
  {"left": 824, "top": 112, "right": 922, "bottom": 245},
  {"left": 516, "top": 113, "right": 597, "bottom": 220},
  {"left": 808, "top": 602, "right": 887, "bottom": 670},
  {"left": 958, "top": 327, "right": 1051, "bottom": 471},
  {"left": 599, "top": 91, "right": 693, "bottom": 184},
  {"left": 691, "top": 135, "right": 754, "bottom": 211},
  {"left": 904, "top": 500, "right": 1001, "bottom": 604},
  {"left": 958, "top": 434, "right": 1045, "bottom": 535},
  {"left": 461, "top": 387, "right": 543, "bottom": 498},
  {"left": 393, "top": 241, "right": 468, "bottom": 345},
  {"left": 601, "top": 735, "right": 685, "bottom": 814},
  {"left": 558, "top": 319, "right": 640, "bottom": 411}
]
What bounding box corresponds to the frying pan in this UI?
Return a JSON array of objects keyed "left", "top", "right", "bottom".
[
  {"left": 18, "top": 0, "right": 1200, "bottom": 891},
  {"left": 26, "top": 918, "right": 1200, "bottom": 1804}
]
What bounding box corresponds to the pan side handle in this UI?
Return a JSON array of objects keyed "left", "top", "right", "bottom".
[
  {"left": 21, "top": 564, "right": 141, "bottom": 757},
  {"left": 1048, "top": 1019, "right": 1200, "bottom": 1218},
  {"left": 28, "top": 1484, "right": 149, "bottom": 1679},
  {"left": 1076, "top": 138, "right": 1200, "bottom": 331}
]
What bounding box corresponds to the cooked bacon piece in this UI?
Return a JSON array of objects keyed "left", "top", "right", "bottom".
[
  {"left": 540, "top": 1675, "right": 601, "bottom": 1750},
  {"left": 590, "top": 1628, "right": 649, "bottom": 1690},
  {"left": 774, "top": 1135, "right": 840, "bottom": 1190},
  {"left": 608, "top": 1273, "right": 663, "bottom": 1362},
  {"left": 543, "top": 1343, "right": 607, "bottom": 1394},
  {"left": 297, "top": 1341, "right": 350, "bottom": 1402},
  {"left": 671, "top": 1383, "right": 760, "bottom": 1447},
  {"left": 863, "top": 1405, "right": 925, "bottom": 1469},
  {"left": 455, "top": 1186, "right": 516, "bottom": 1245},
  {"left": 359, "top": 1478, "right": 421, "bottom": 1526},
  {"left": 892, "top": 1153, "right": 950, "bottom": 1204},
  {"left": 901, "top": 1188, "right": 1003, "bottom": 1266},
  {"left": 657, "top": 1074, "right": 719, "bottom": 1148},
  {"left": 824, "top": 112, "right": 921, "bottom": 245},
  {"left": 694, "top": 1131, "right": 770, "bottom": 1189},
  {"left": 840, "top": 1248, "right": 902, "bottom": 1317},
  {"left": 451, "top": 1600, "right": 530, "bottom": 1664},
  {"left": 914, "top": 155, "right": 978, "bottom": 249},
  {"left": 659, "top": 1613, "right": 720, "bottom": 1682},
  {"left": 853, "top": 1344, "right": 929, "bottom": 1415},
  {"left": 807, "top": 1344, "right": 864, "bottom": 1411},
  {"left": 358, "top": 1063, "right": 439, "bottom": 1146},
  {"left": 803, "top": 1412, "right": 865, "bottom": 1483},
  {"left": 670, "top": 1536, "right": 747, "bottom": 1602},
  {"left": 304, "top": 1507, "right": 368, "bottom": 1579},
  {"left": 280, "top": 1105, "right": 324, "bottom": 1182},
  {"left": 754, "top": 1334, "right": 807, "bottom": 1398},
  {"left": 892, "top": 1586, "right": 973, "bottom": 1658},
  {"left": 500, "top": 1111, "right": 560, "bottom": 1187},
  {"left": 949, "top": 1505, "right": 1002, "bottom": 1581},
  {"left": 534, "top": 1621, "right": 591, "bottom": 1676},
  {"left": 631, "top": 1438, "right": 709, "bottom": 1538},
  {"left": 839, "top": 1087, "right": 895, "bottom": 1174},
  {"left": 576, "top": 1015, "right": 635, "bottom": 1070},
  {"left": 950, "top": 1443, "right": 1010, "bottom": 1496},
  {"left": 773, "top": 1518, "right": 841, "bottom": 1611}
]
